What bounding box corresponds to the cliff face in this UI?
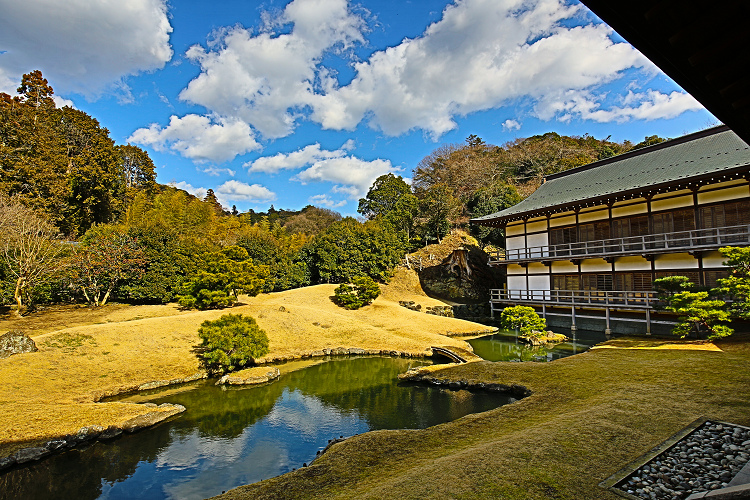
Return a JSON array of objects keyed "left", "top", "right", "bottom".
[{"left": 406, "top": 231, "right": 503, "bottom": 303}]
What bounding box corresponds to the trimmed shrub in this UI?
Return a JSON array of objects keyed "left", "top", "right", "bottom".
[
  {"left": 197, "top": 314, "right": 269, "bottom": 373},
  {"left": 499, "top": 305, "right": 546, "bottom": 336},
  {"left": 334, "top": 276, "right": 381, "bottom": 310}
]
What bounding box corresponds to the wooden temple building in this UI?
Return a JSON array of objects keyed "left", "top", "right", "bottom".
[{"left": 471, "top": 125, "right": 750, "bottom": 334}]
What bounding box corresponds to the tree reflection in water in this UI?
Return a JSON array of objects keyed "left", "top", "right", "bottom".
[
  {"left": 467, "top": 329, "right": 608, "bottom": 362},
  {"left": 0, "top": 356, "right": 515, "bottom": 500}
]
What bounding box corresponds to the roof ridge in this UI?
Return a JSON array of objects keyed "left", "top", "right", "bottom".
[{"left": 545, "top": 124, "right": 732, "bottom": 181}]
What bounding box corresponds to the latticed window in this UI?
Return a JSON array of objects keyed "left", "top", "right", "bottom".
[
  {"left": 652, "top": 208, "right": 695, "bottom": 234},
  {"left": 550, "top": 226, "right": 577, "bottom": 246},
  {"left": 615, "top": 272, "right": 653, "bottom": 291},
  {"left": 700, "top": 200, "right": 750, "bottom": 229},
  {"left": 579, "top": 221, "right": 610, "bottom": 242},
  {"left": 612, "top": 215, "right": 649, "bottom": 238},
  {"left": 552, "top": 274, "right": 579, "bottom": 290}
]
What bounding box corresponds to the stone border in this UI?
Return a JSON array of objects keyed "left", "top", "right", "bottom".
[
  {"left": 255, "top": 347, "right": 434, "bottom": 364},
  {"left": 217, "top": 367, "right": 280, "bottom": 386},
  {"left": 0, "top": 403, "right": 185, "bottom": 473},
  {"left": 600, "top": 418, "right": 750, "bottom": 499},
  {"left": 397, "top": 366, "right": 532, "bottom": 399}
]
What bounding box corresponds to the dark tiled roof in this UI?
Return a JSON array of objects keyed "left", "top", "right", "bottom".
[{"left": 472, "top": 126, "right": 750, "bottom": 225}]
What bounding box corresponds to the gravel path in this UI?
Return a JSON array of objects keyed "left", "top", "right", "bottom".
[{"left": 618, "top": 421, "right": 750, "bottom": 499}]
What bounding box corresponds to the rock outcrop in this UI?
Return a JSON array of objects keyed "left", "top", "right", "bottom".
[{"left": 0, "top": 330, "right": 38, "bottom": 359}]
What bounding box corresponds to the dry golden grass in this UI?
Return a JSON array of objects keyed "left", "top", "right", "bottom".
[
  {"left": 212, "top": 333, "right": 750, "bottom": 500},
  {"left": 592, "top": 339, "right": 723, "bottom": 351},
  {"left": 0, "top": 284, "right": 488, "bottom": 458}
]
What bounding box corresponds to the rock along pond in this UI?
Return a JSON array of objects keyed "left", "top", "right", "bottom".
[{"left": 1, "top": 329, "right": 606, "bottom": 500}]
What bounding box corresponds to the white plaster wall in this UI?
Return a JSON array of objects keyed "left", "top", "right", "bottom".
[
  {"left": 506, "top": 236, "right": 525, "bottom": 253},
  {"left": 550, "top": 261, "right": 578, "bottom": 274},
  {"left": 702, "top": 251, "right": 728, "bottom": 268},
  {"left": 698, "top": 185, "right": 750, "bottom": 205},
  {"left": 526, "top": 220, "right": 547, "bottom": 233},
  {"left": 654, "top": 253, "right": 698, "bottom": 270},
  {"left": 528, "top": 275, "right": 550, "bottom": 296},
  {"left": 652, "top": 193, "right": 693, "bottom": 211},
  {"left": 613, "top": 256, "right": 651, "bottom": 271},
  {"left": 550, "top": 214, "right": 576, "bottom": 228},
  {"left": 505, "top": 222, "right": 525, "bottom": 237},
  {"left": 612, "top": 200, "right": 647, "bottom": 218},
  {"left": 579, "top": 207, "right": 608, "bottom": 223},
  {"left": 507, "top": 275, "right": 527, "bottom": 295},
  {"left": 526, "top": 232, "right": 548, "bottom": 257},
  {"left": 507, "top": 264, "right": 527, "bottom": 276},
  {"left": 581, "top": 259, "right": 612, "bottom": 272},
  {"left": 527, "top": 263, "right": 548, "bottom": 274}
]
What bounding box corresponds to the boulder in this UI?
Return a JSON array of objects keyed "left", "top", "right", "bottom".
[{"left": 0, "top": 330, "right": 38, "bottom": 359}]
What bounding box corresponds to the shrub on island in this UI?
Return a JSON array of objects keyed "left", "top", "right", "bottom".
[
  {"left": 499, "top": 305, "right": 547, "bottom": 337},
  {"left": 333, "top": 276, "right": 381, "bottom": 310},
  {"left": 197, "top": 314, "right": 269, "bottom": 373}
]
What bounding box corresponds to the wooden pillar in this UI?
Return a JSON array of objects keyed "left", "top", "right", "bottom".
[
  {"left": 605, "top": 307, "right": 611, "bottom": 336},
  {"left": 692, "top": 186, "right": 705, "bottom": 286},
  {"left": 571, "top": 305, "right": 577, "bottom": 332},
  {"left": 523, "top": 217, "right": 529, "bottom": 259}
]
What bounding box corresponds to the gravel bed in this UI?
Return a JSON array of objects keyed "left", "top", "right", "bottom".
[{"left": 617, "top": 421, "right": 750, "bottom": 499}]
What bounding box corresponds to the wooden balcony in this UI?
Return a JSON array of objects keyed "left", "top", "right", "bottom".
[
  {"left": 490, "top": 289, "right": 658, "bottom": 310},
  {"left": 489, "top": 224, "right": 750, "bottom": 265},
  {"left": 489, "top": 288, "right": 668, "bottom": 333}
]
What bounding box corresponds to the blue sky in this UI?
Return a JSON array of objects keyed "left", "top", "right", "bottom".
[{"left": 0, "top": 0, "right": 717, "bottom": 215}]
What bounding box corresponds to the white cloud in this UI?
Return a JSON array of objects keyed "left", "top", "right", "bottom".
[
  {"left": 129, "top": 114, "right": 260, "bottom": 163},
  {"left": 312, "top": 1, "right": 661, "bottom": 137},
  {"left": 503, "top": 119, "right": 521, "bottom": 131},
  {"left": 294, "top": 156, "right": 396, "bottom": 198},
  {"left": 169, "top": 180, "right": 275, "bottom": 209},
  {"left": 244, "top": 140, "right": 364, "bottom": 173},
  {"left": 178, "top": 0, "right": 365, "bottom": 139},
  {"left": 245, "top": 143, "right": 346, "bottom": 173},
  {"left": 247, "top": 140, "right": 395, "bottom": 198},
  {"left": 534, "top": 89, "right": 704, "bottom": 123},
  {"left": 0, "top": 0, "right": 173, "bottom": 97},
  {"left": 133, "top": 0, "right": 704, "bottom": 164},
  {"left": 170, "top": 181, "right": 207, "bottom": 201},
  {"left": 202, "top": 166, "right": 236, "bottom": 177},
  {"left": 216, "top": 180, "right": 276, "bottom": 203},
  {"left": 309, "top": 194, "right": 347, "bottom": 208},
  {"left": 53, "top": 96, "right": 75, "bottom": 109}
]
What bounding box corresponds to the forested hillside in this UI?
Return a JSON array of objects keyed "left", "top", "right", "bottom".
[{"left": 0, "top": 70, "right": 666, "bottom": 313}]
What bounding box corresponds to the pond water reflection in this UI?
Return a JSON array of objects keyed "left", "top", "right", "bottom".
[
  {"left": 467, "top": 328, "right": 608, "bottom": 362},
  {"left": 0, "top": 356, "right": 515, "bottom": 500}
]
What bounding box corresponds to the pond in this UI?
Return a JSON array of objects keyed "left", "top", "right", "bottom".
[
  {"left": 467, "top": 328, "right": 608, "bottom": 362},
  {"left": 0, "top": 356, "right": 516, "bottom": 500}
]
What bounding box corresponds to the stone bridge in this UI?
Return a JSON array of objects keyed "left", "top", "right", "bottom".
[{"left": 431, "top": 346, "right": 483, "bottom": 363}]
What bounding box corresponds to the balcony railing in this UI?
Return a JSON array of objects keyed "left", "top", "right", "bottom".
[
  {"left": 490, "top": 289, "right": 658, "bottom": 310},
  {"left": 489, "top": 223, "right": 750, "bottom": 264}
]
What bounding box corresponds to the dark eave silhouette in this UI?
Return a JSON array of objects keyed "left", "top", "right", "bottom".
[{"left": 580, "top": 0, "right": 750, "bottom": 145}]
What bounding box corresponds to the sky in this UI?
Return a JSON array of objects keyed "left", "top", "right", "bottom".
[{"left": 0, "top": 0, "right": 718, "bottom": 215}]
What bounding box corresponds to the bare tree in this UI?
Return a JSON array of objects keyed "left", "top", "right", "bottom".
[{"left": 0, "top": 195, "right": 65, "bottom": 313}]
